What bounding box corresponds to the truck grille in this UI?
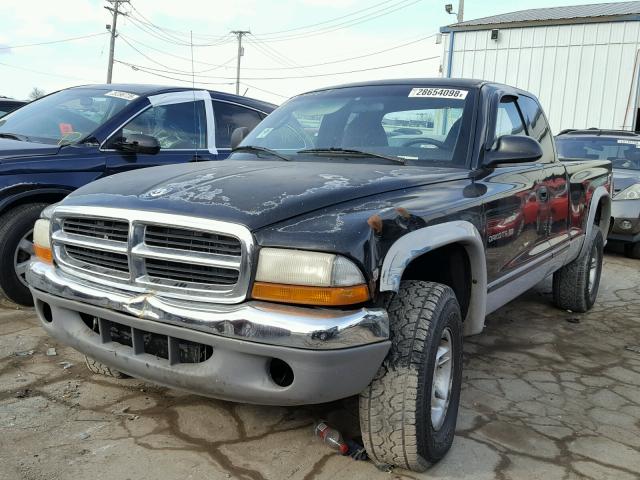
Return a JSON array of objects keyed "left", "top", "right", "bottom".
[
  {"left": 65, "top": 245, "right": 130, "bottom": 273},
  {"left": 145, "top": 258, "right": 239, "bottom": 286},
  {"left": 51, "top": 208, "right": 253, "bottom": 304},
  {"left": 145, "top": 225, "right": 241, "bottom": 256},
  {"left": 62, "top": 217, "right": 129, "bottom": 242}
]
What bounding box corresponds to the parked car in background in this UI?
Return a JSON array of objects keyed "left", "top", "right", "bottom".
[
  {"left": 556, "top": 129, "right": 640, "bottom": 258},
  {"left": 27, "top": 79, "right": 611, "bottom": 472},
  {"left": 0, "top": 84, "right": 275, "bottom": 305},
  {"left": 0, "top": 97, "right": 27, "bottom": 118}
]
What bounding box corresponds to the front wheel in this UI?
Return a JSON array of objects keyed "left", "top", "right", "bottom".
[
  {"left": 0, "top": 203, "right": 48, "bottom": 306},
  {"left": 359, "top": 281, "right": 463, "bottom": 472}
]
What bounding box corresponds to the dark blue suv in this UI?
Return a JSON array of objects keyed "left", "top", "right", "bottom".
[{"left": 0, "top": 84, "right": 275, "bottom": 305}]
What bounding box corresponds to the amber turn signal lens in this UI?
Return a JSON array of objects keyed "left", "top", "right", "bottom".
[
  {"left": 252, "top": 282, "right": 370, "bottom": 306},
  {"left": 34, "top": 245, "right": 53, "bottom": 264}
]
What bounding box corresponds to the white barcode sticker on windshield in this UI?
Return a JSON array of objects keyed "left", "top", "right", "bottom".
[
  {"left": 617, "top": 139, "right": 640, "bottom": 148},
  {"left": 409, "top": 88, "right": 468, "bottom": 99},
  {"left": 104, "top": 90, "right": 139, "bottom": 101}
]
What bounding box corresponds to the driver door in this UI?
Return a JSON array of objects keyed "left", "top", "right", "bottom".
[{"left": 102, "top": 93, "right": 215, "bottom": 175}]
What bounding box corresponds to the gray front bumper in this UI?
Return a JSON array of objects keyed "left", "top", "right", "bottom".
[
  {"left": 27, "top": 261, "right": 391, "bottom": 405},
  {"left": 32, "top": 289, "right": 389, "bottom": 405}
]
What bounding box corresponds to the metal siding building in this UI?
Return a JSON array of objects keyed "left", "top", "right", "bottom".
[{"left": 440, "top": 2, "right": 640, "bottom": 133}]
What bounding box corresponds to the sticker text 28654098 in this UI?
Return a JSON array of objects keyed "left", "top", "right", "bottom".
[{"left": 408, "top": 88, "right": 468, "bottom": 99}]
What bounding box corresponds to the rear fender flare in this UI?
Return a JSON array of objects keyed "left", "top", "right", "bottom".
[{"left": 379, "top": 220, "right": 487, "bottom": 336}]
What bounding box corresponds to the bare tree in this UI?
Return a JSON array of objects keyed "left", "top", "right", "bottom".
[{"left": 28, "top": 87, "right": 46, "bottom": 100}]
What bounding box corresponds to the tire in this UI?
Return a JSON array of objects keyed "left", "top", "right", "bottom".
[
  {"left": 359, "top": 281, "right": 463, "bottom": 472},
  {"left": 84, "top": 355, "right": 127, "bottom": 379},
  {"left": 0, "top": 203, "right": 48, "bottom": 306},
  {"left": 625, "top": 242, "right": 640, "bottom": 260},
  {"left": 552, "top": 226, "right": 604, "bottom": 313}
]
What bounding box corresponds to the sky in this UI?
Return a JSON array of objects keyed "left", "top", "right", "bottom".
[{"left": 0, "top": 0, "right": 619, "bottom": 104}]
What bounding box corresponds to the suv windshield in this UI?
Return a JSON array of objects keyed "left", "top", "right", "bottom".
[
  {"left": 556, "top": 136, "right": 640, "bottom": 171},
  {"left": 234, "top": 84, "right": 474, "bottom": 167},
  {"left": 0, "top": 88, "right": 135, "bottom": 145}
]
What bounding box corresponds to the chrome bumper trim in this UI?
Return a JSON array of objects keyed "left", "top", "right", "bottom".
[{"left": 27, "top": 261, "right": 389, "bottom": 350}]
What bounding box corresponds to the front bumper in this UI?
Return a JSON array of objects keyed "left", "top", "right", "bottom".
[
  {"left": 609, "top": 200, "right": 640, "bottom": 243},
  {"left": 27, "top": 261, "right": 390, "bottom": 405}
]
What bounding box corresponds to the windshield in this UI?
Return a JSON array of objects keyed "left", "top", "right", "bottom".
[
  {"left": 234, "top": 84, "right": 474, "bottom": 167},
  {"left": 556, "top": 136, "right": 640, "bottom": 171},
  {"left": 0, "top": 88, "right": 135, "bottom": 145}
]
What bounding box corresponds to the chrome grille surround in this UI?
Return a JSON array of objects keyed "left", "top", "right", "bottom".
[{"left": 51, "top": 206, "right": 254, "bottom": 304}]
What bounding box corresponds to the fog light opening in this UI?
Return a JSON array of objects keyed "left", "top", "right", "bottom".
[
  {"left": 39, "top": 301, "right": 52, "bottom": 323},
  {"left": 269, "top": 358, "right": 294, "bottom": 388},
  {"left": 620, "top": 220, "right": 633, "bottom": 230}
]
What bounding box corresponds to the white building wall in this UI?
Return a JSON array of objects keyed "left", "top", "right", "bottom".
[{"left": 442, "top": 21, "right": 640, "bottom": 133}]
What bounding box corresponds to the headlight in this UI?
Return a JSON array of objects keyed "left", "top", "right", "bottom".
[
  {"left": 615, "top": 183, "right": 640, "bottom": 200},
  {"left": 33, "top": 219, "right": 52, "bottom": 263},
  {"left": 252, "top": 248, "right": 369, "bottom": 306}
]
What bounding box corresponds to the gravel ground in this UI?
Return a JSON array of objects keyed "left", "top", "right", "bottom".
[{"left": 0, "top": 250, "right": 639, "bottom": 480}]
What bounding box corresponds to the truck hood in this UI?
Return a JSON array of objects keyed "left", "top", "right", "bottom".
[
  {"left": 64, "top": 160, "right": 468, "bottom": 231},
  {"left": 0, "top": 138, "right": 60, "bottom": 161}
]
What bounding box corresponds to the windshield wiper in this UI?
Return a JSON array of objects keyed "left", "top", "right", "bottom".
[
  {"left": 297, "top": 147, "right": 406, "bottom": 165},
  {"left": 232, "top": 145, "right": 291, "bottom": 162},
  {"left": 0, "top": 133, "right": 29, "bottom": 142}
]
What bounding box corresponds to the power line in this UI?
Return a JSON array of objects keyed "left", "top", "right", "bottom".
[
  {"left": 252, "top": 0, "right": 424, "bottom": 42},
  {"left": 128, "top": 4, "right": 230, "bottom": 41},
  {"left": 240, "top": 82, "right": 289, "bottom": 99},
  {"left": 125, "top": 11, "right": 233, "bottom": 47},
  {"left": 119, "top": 34, "right": 236, "bottom": 70},
  {"left": 116, "top": 55, "right": 441, "bottom": 81},
  {"left": 0, "top": 60, "right": 98, "bottom": 82},
  {"left": 0, "top": 32, "right": 107, "bottom": 50},
  {"left": 247, "top": 33, "right": 437, "bottom": 70},
  {"left": 114, "top": 59, "right": 235, "bottom": 86},
  {"left": 254, "top": 0, "right": 397, "bottom": 36}
]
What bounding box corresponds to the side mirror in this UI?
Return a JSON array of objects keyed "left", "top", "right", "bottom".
[
  {"left": 230, "top": 127, "right": 250, "bottom": 150},
  {"left": 114, "top": 133, "right": 160, "bottom": 155},
  {"left": 484, "top": 135, "right": 543, "bottom": 167}
]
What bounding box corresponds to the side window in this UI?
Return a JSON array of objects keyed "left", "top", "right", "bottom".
[
  {"left": 494, "top": 97, "right": 526, "bottom": 143},
  {"left": 213, "top": 101, "right": 264, "bottom": 149},
  {"left": 120, "top": 101, "right": 207, "bottom": 150},
  {"left": 518, "top": 96, "right": 554, "bottom": 163}
]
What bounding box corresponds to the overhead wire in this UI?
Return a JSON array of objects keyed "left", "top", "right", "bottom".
[
  {"left": 251, "top": 0, "right": 424, "bottom": 42},
  {"left": 119, "top": 34, "right": 236, "bottom": 70},
  {"left": 116, "top": 55, "right": 441, "bottom": 81},
  {"left": 0, "top": 32, "right": 108, "bottom": 50}
]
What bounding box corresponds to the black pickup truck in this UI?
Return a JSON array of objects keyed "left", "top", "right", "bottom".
[{"left": 27, "top": 79, "right": 611, "bottom": 471}]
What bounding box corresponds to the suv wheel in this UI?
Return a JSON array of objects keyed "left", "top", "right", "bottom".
[
  {"left": 0, "top": 203, "right": 48, "bottom": 306},
  {"left": 552, "top": 226, "right": 604, "bottom": 312},
  {"left": 359, "top": 280, "right": 463, "bottom": 472}
]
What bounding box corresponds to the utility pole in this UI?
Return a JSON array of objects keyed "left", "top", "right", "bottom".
[
  {"left": 105, "top": 0, "right": 129, "bottom": 84},
  {"left": 231, "top": 30, "right": 250, "bottom": 95}
]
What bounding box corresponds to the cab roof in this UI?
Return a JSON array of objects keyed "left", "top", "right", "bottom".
[
  {"left": 304, "top": 78, "right": 489, "bottom": 95},
  {"left": 70, "top": 83, "right": 278, "bottom": 111}
]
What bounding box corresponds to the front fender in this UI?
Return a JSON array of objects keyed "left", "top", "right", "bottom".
[{"left": 379, "top": 220, "right": 487, "bottom": 336}]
